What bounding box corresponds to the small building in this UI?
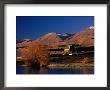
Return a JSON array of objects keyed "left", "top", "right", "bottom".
[{"left": 64, "top": 48, "right": 70, "bottom": 54}]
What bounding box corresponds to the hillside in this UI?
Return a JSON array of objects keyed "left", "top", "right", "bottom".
[
  {"left": 34, "top": 32, "right": 64, "bottom": 48},
  {"left": 66, "top": 26, "right": 94, "bottom": 46},
  {"left": 16, "top": 26, "right": 94, "bottom": 48}
]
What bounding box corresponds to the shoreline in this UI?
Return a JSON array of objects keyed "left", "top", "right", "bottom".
[{"left": 47, "top": 63, "right": 94, "bottom": 69}]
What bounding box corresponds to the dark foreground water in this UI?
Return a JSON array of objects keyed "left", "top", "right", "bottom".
[
  {"left": 16, "top": 51, "right": 94, "bottom": 74},
  {"left": 16, "top": 65, "right": 94, "bottom": 74}
]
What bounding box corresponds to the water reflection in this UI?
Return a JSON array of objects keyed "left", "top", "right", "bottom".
[
  {"left": 16, "top": 52, "right": 94, "bottom": 74},
  {"left": 16, "top": 65, "right": 94, "bottom": 74}
]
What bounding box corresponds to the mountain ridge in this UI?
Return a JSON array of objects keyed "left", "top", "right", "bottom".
[{"left": 17, "top": 26, "right": 94, "bottom": 48}]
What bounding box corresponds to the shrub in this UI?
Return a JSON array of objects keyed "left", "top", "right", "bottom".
[{"left": 22, "top": 43, "right": 49, "bottom": 67}]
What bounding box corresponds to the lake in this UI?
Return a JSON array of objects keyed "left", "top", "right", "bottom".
[
  {"left": 16, "top": 64, "right": 94, "bottom": 74},
  {"left": 16, "top": 51, "right": 94, "bottom": 74}
]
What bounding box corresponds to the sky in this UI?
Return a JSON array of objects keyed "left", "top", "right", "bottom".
[{"left": 16, "top": 16, "right": 94, "bottom": 41}]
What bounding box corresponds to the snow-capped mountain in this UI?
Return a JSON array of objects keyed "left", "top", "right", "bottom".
[
  {"left": 17, "top": 26, "right": 94, "bottom": 48},
  {"left": 34, "top": 32, "right": 63, "bottom": 48},
  {"left": 16, "top": 38, "right": 32, "bottom": 47},
  {"left": 66, "top": 26, "right": 94, "bottom": 46},
  {"left": 57, "top": 33, "right": 72, "bottom": 40}
]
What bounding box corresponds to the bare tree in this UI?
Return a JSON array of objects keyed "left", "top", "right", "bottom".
[{"left": 22, "top": 43, "right": 49, "bottom": 68}]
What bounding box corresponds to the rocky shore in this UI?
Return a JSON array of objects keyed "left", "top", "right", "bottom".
[{"left": 47, "top": 63, "right": 94, "bottom": 69}]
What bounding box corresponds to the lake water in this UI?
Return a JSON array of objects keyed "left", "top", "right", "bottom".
[
  {"left": 16, "top": 65, "right": 94, "bottom": 74},
  {"left": 16, "top": 51, "right": 94, "bottom": 74}
]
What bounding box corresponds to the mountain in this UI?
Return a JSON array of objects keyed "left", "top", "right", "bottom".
[
  {"left": 34, "top": 32, "right": 64, "bottom": 48},
  {"left": 57, "top": 33, "right": 73, "bottom": 40},
  {"left": 16, "top": 38, "right": 32, "bottom": 48},
  {"left": 17, "top": 26, "right": 94, "bottom": 48},
  {"left": 66, "top": 26, "right": 94, "bottom": 46}
]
